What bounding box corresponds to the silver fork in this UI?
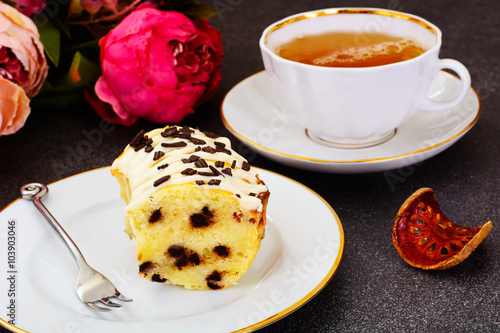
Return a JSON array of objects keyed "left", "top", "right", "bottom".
[{"left": 21, "top": 183, "right": 132, "bottom": 311}]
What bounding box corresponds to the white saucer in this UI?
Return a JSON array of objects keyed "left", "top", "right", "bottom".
[
  {"left": 221, "top": 71, "right": 481, "bottom": 173},
  {"left": 0, "top": 167, "right": 343, "bottom": 333}
]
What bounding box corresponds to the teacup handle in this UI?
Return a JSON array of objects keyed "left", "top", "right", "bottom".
[{"left": 419, "top": 59, "right": 471, "bottom": 111}]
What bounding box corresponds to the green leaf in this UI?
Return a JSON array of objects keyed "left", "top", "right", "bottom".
[
  {"left": 163, "top": 0, "right": 218, "bottom": 19},
  {"left": 183, "top": 2, "right": 218, "bottom": 19},
  {"left": 36, "top": 18, "right": 61, "bottom": 67},
  {"left": 76, "top": 52, "right": 102, "bottom": 87}
]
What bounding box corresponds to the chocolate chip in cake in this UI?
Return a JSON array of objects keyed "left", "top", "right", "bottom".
[
  {"left": 168, "top": 245, "right": 185, "bottom": 257},
  {"left": 214, "top": 245, "right": 230, "bottom": 257},
  {"left": 191, "top": 206, "right": 213, "bottom": 227},
  {"left": 233, "top": 212, "right": 242, "bottom": 222},
  {"left": 139, "top": 261, "right": 152, "bottom": 272},
  {"left": 189, "top": 253, "right": 200, "bottom": 265},
  {"left": 175, "top": 255, "right": 188, "bottom": 268},
  {"left": 152, "top": 274, "right": 167, "bottom": 283},
  {"left": 206, "top": 270, "right": 222, "bottom": 290},
  {"left": 202, "top": 206, "right": 213, "bottom": 217},
  {"left": 149, "top": 208, "right": 162, "bottom": 223},
  {"left": 191, "top": 213, "right": 209, "bottom": 227},
  {"left": 249, "top": 218, "right": 256, "bottom": 224}
]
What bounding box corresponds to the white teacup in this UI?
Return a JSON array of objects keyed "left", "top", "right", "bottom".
[{"left": 259, "top": 8, "right": 471, "bottom": 148}]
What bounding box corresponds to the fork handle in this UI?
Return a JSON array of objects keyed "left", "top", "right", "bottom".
[{"left": 21, "top": 183, "right": 89, "bottom": 269}]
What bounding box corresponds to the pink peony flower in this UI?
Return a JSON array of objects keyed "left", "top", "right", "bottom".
[
  {"left": 93, "top": 7, "right": 223, "bottom": 125},
  {"left": 0, "top": 77, "right": 30, "bottom": 136},
  {"left": 0, "top": 3, "right": 48, "bottom": 98},
  {"left": 7, "top": 0, "right": 45, "bottom": 17}
]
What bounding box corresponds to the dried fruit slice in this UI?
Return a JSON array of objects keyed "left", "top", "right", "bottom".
[{"left": 393, "top": 188, "right": 493, "bottom": 270}]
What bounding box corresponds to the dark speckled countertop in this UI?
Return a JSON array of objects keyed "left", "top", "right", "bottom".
[{"left": 1, "top": 1, "right": 499, "bottom": 332}]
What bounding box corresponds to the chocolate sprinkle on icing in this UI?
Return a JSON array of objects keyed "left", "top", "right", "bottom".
[
  {"left": 173, "top": 133, "right": 191, "bottom": 139},
  {"left": 209, "top": 165, "right": 222, "bottom": 176},
  {"left": 195, "top": 180, "right": 205, "bottom": 185},
  {"left": 249, "top": 193, "right": 256, "bottom": 197},
  {"left": 208, "top": 179, "right": 221, "bottom": 186},
  {"left": 181, "top": 168, "right": 197, "bottom": 176},
  {"left": 130, "top": 129, "right": 145, "bottom": 147},
  {"left": 195, "top": 158, "right": 208, "bottom": 168},
  {"left": 222, "top": 168, "right": 232, "bottom": 176},
  {"left": 202, "top": 146, "right": 216, "bottom": 154},
  {"left": 157, "top": 163, "right": 169, "bottom": 170},
  {"left": 215, "top": 146, "right": 232, "bottom": 155},
  {"left": 203, "top": 131, "right": 219, "bottom": 139},
  {"left": 161, "top": 127, "right": 177, "bottom": 137},
  {"left": 189, "top": 137, "right": 206, "bottom": 145},
  {"left": 153, "top": 151, "right": 165, "bottom": 161},
  {"left": 182, "top": 158, "right": 190, "bottom": 163},
  {"left": 242, "top": 161, "right": 251, "bottom": 171},
  {"left": 162, "top": 141, "right": 188, "bottom": 148},
  {"left": 235, "top": 194, "right": 241, "bottom": 198},
  {"left": 195, "top": 146, "right": 202, "bottom": 152},
  {"left": 145, "top": 145, "right": 154, "bottom": 153},
  {"left": 214, "top": 141, "right": 226, "bottom": 148},
  {"left": 215, "top": 161, "right": 224, "bottom": 168},
  {"left": 179, "top": 126, "right": 194, "bottom": 134},
  {"left": 198, "top": 171, "right": 217, "bottom": 177},
  {"left": 134, "top": 143, "right": 146, "bottom": 151},
  {"left": 153, "top": 175, "right": 171, "bottom": 187},
  {"left": 188, "top": 155, "right": 200, "bottom": 162},
  {"left": 231, "top": 160, "right": 236, "bottom": 169}
]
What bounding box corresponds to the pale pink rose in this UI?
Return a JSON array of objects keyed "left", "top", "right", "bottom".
[
  {"left": 93, "top": 8, "right": 223, "bottom": 125},
  {"left": 0, "top": 3, "right": 48, "bottom": 98},
  {"left": 0, "top": 77, "right": 30, "bottom": 136}
]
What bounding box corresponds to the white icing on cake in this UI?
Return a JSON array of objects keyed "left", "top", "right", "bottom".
[{"left": 112, "top": 126, "right": 268, "bottom": 212}]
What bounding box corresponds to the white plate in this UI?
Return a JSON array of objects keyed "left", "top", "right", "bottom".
[
  {"left": 0, "top": 167, "right": 344, "bottom": 333},
  {"left": 221, "top": 71, "right": 481, "bottom": 173}
]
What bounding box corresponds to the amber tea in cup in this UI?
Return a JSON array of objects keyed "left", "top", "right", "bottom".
[
  {"left": 260, "top": 8, "right": 471, "bottom": 148},
  {"left": 276, "top": 31, "right": 427, "bottom": 68}
]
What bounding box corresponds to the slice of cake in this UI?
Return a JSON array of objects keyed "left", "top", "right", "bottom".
[{"left": 111, "top": 126, "right": 269, "bottom": 290}]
